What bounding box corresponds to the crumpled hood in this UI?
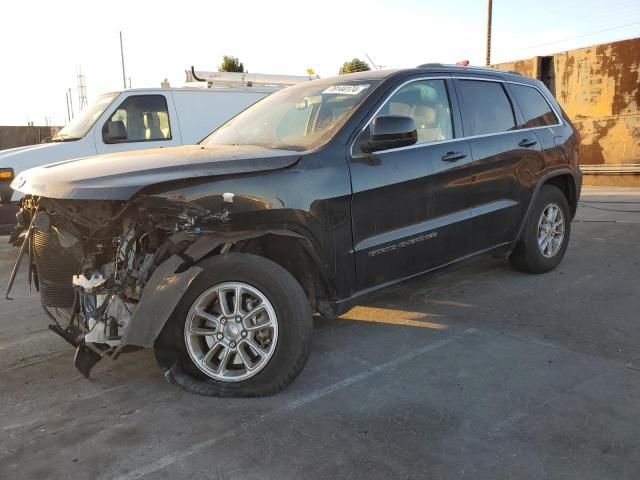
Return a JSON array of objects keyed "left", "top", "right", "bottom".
[{"left": 12, "top": 144, "right": 301, "bottom": 200}]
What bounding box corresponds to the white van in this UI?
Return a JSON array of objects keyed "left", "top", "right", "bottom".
[{"left": 0, "top": 70, "right": 317, "bottom": 203}]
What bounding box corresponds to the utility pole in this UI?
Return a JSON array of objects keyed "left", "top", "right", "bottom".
[
  {"left": 77, "top": 65, "right": 88, "bottom": 110},
  {"left": 67, "top": 88, "right": 74, "bottom": 120},
  {"left": 65, "top": 90, "right": 72, "bottom": 122},
  {"left": 120, "top": 31, "right": 127, "bottom": 89},
  {"left": 486, "top": 0, "right": 493, "bottom": 66}
]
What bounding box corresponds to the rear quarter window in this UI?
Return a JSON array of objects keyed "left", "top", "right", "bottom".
[
  {"left": 456, "top": 80, "right": 516, "bottom": 136},
  {"left": 510, "top": 83, "right": 559, "bottom": 128}
]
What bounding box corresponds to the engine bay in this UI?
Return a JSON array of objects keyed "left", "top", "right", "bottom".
[{"left": 7, "top": 195, "right": 228, "bottom": 377}]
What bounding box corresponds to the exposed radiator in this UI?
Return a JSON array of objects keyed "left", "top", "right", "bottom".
[{"left": 33, "top": 228, "right": 82, "bottom": 308}]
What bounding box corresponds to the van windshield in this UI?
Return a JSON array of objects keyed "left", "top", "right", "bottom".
[
  {"left": 53, "top": 92, "right": 119, "bottom": 141},
  {"left": 202, "top": 79, "right": 379, "bottom": 151}
]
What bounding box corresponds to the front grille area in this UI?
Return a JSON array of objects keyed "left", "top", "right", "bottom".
[{"left": 33, "top": 228, "right": 82, "bottom": 308}]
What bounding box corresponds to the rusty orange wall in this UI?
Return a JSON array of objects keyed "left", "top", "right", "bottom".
[
  {"left": 494, "top": 37, "right": 640, "bottom": 168},
  {"left": 494, "top": 58, "right": 538, "bottom": 79}
]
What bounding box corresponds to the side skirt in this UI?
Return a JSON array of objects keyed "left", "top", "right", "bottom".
[{"left": 333, "top": 241, "right": 514, "bottom": 315}]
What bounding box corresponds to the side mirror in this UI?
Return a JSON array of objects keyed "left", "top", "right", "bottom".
[
  {"left": 103, "top": 120, "right": 128, "bottom": 143},
  {"left": 360, "top": 115, "right": 417, "bottom": 154}
]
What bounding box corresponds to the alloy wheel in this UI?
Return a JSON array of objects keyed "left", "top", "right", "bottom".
[
  {"left": 537, "top": 203, "right": 565, "bottom": 258},
  {"left": 184, "top": 282, "right": 278, "bottom": 382}
]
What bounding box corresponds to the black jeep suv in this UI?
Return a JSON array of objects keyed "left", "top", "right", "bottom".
[{"left": 9, "top": 65, "right": 582, "bottom": 396}]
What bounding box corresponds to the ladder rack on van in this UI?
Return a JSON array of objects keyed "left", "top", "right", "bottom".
[{"left": 186, "top": 66, "right": 319, "bottom": 89}]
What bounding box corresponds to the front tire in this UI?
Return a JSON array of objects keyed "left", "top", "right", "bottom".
[
  {"left": 155, "top": 253, "right": 313, "bottom": 397},
  {"left": 510, "top": 185, "right": 571, "bottom": 273}
]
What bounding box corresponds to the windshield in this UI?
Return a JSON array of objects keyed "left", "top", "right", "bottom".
[
  {"left": 203, "top": 79, "right": 380, "bottom": 151},
  {"left": 54, "top": 92, "right": 119, "bottom": 141}
]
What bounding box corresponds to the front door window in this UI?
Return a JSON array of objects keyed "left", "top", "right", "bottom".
[
  {"left": 353, "top": 79, "right": 454, "bottom": 155},
  {"left": 102, "top": 95, "right": 171, "bottom": 143}
]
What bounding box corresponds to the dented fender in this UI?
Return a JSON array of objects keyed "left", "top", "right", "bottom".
[
  {"left": 117, "top": 228, "right": 316, "bottom": 351},
  {"left": 117, "top": 255, "right": 203, "bottom": 351}
]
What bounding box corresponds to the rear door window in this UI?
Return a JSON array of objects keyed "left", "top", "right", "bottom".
[
  {"left": 456, "top": 80, "right": 516, "bottom": 136},
  {"left": 510, "top": 84, "right": 559, "bottom": 128}
]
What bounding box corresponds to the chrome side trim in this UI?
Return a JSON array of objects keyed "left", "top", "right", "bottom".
[
  {"left": 354, "top": 199, "right": 518, "bottom": 253},
  {"left": 355, "top": 209, "right": 470, "bottom": 252},
  {"left": 471, "top": 199, "right": 518, "bottom": 218},
  {"left": 338, "top": 241, "right": 513, "bottom": 307},
  {"left": 350, "top": 75, "right": 563, "bottom": 159}
]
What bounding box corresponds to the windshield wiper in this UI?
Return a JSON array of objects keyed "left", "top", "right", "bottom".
[
  {"left": 265, "top": 144, "right": 306, "bottom": 152},
  {"left": 51, "top": 134, "right": 80, "bottom": 142}
]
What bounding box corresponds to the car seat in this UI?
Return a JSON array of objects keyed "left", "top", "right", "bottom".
[
  {"left": 145, "top": 113, "right": 165, "bottom": 140},
  {"left": 412, "top": 105, "right": 445, "bottom": 143}
]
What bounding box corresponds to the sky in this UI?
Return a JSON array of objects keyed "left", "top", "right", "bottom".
[{"left": 1, "top": 0, "right": 639, "bottom": 125}]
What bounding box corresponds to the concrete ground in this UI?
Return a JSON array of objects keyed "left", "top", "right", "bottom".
[
  {"left": 0, "top": 203, "right": 18, "bottom": 235},
  {"left": 0, "top": 186, "right": 639, "bottom": 480}
]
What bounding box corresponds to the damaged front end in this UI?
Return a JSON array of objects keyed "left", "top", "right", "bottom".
[{"left": 6, "top": 195, "right": 229, "bottom": 377}]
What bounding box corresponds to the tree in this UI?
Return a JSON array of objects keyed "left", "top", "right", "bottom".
[
  {"left": 219, "top": 55, "right": 245, "bottom": 73},
  {"left": 339, "top": 58, "right": 371, "bottom": 75}
]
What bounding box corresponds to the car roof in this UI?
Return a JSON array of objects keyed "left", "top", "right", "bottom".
[{"left": 337, "top": 64, "right": 536, "bottom": 85}]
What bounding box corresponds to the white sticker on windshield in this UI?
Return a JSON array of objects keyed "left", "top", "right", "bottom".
[{"left": 322, "top": 84, "right": 370, "bottom": 95}]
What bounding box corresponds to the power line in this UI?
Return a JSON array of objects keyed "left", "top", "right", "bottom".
[
  {"left": 544, "top": 0, "right": 640, "bottom": 29},
  {"left": 497, "top": 0, "right": 640, "bottom": 32},
  {"left": 520, "top": 20, "right": 640, "bottom": 50}
]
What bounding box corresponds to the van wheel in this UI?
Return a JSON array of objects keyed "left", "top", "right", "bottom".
[
  {"left": 510, "top": 185, "right": 571, "bottom": 273},
  {"left": 154, "top": 253, "right": 313, "bottom": 397},
  {"left": 0, "top": 191, "right": 12, "bottom": 203}
]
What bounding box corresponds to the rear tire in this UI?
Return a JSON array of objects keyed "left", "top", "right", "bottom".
[
  {"left": 510, "top": 185, "right": 571, "bottom": 273},
  {"left": 154, "top": 253, "right": 313, "bottom": 397}
]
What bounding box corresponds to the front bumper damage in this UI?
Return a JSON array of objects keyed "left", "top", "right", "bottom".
[{"left": 5, "top": 195, "right": 229, "bottom": 378}]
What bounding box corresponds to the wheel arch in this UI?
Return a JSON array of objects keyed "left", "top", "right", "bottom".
[
  {"left": 233, "top": 232, "right": 335, "bottom": 317},
  {"left": 118, "top": 228, "right": 335, "bottom": 353},
  {"left": 543, "top": 173, "right": 578, "bottom": 218},
  {"left": 154, "top": 251, "right": 314, "bottom": 396},
  {"left": 188, "top": 228, "right": 336, "bottom": 315},
  {"left": 514, "top": 169, "right": 579, "bottom": 245}
]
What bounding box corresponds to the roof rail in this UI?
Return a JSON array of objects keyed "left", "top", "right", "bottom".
[
  {"left": 416, "top": 63, "right": 446, "bottom": 68},
  {"left": 494, "top": 68, "right": 523, "bottom": 76},
  {"left": 416, "top": 63, "right": 523, "bottom": 75}
]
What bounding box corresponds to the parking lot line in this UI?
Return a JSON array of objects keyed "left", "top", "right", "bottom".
[
  {"left": 110, "top": 328, "right": 477, "bottom": 480},
  {"left": 339, "top": 305, "right": 447, "bottom": 329}
]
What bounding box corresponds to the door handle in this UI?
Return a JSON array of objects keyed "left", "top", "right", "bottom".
[
  {"left": 519, "top": 138, "right": 538, "bottom": 148},
  {"left": 441, "top": 151, "right": 467, "bottom": 162}
]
